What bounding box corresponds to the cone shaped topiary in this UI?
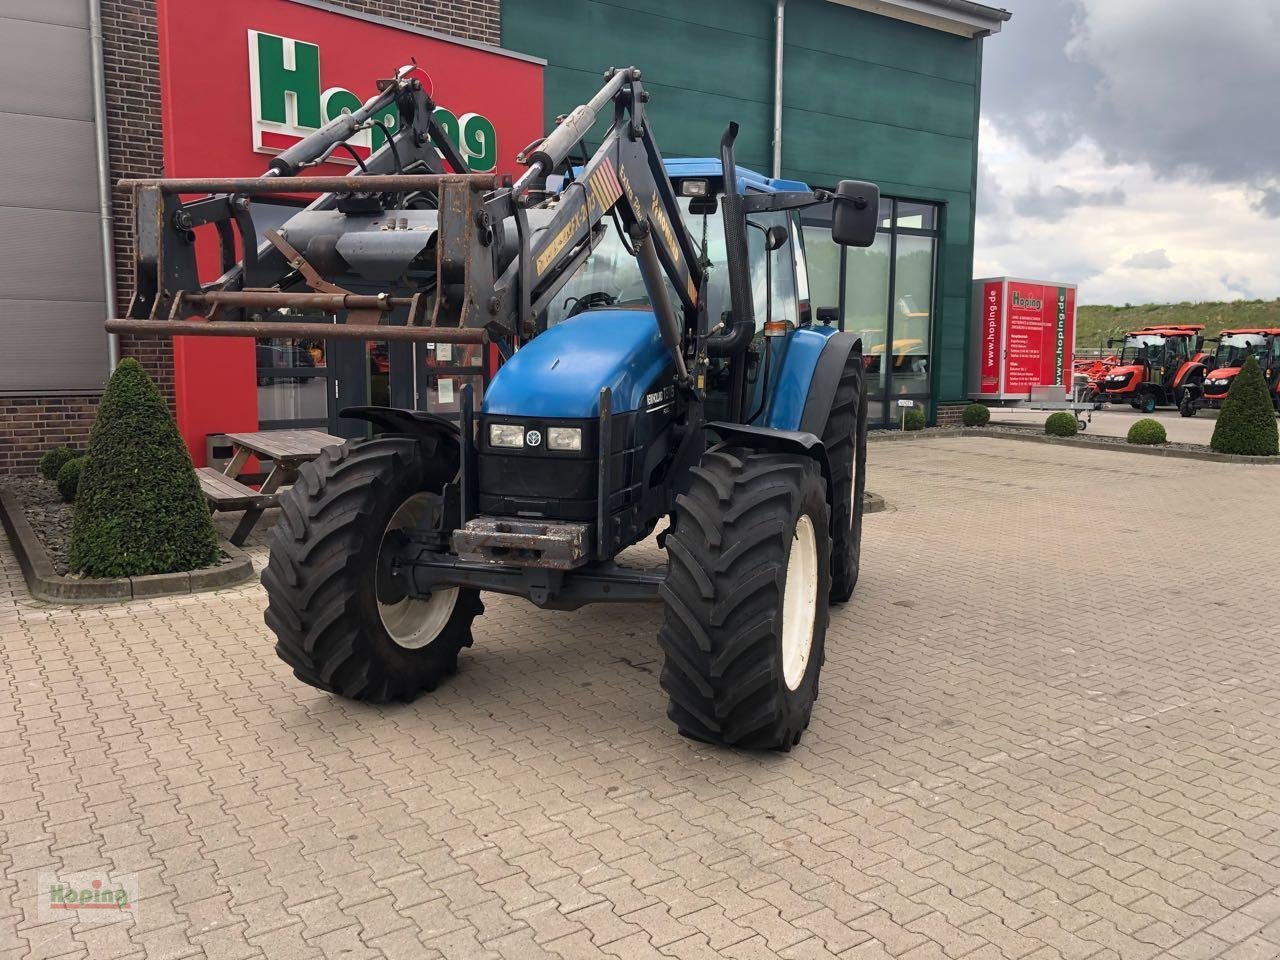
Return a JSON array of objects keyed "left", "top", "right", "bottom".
[
  {"left": 70, "top": 359, "right": 219, "bottom": 577},
  {"left": 1210, "top": 354, "right": 1279, "bottom": 456}
]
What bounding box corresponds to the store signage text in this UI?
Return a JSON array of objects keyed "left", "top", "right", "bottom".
[
  {"left": 1011, "top": 290, "right": 1043, "bottom": 311},
  {"left": 248, "top": 30, "right": 498, "bottom": 170}
]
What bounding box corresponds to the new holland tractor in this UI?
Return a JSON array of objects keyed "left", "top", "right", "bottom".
[
  {"left": 109, "top": 66, "right": 879, "bottom": 749},
  {"left": 1199, "top": 328, "right": 1280, "bottom": 411}
]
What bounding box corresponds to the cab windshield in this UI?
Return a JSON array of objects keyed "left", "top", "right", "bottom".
[
  {"left": 1214, "top": 334, "right": 1267, "bottom": 368},
  {"left": 544, "top": 193, "right": 795, "bottom": 332},
  {"left": 1120, "top": 334, "right": 1167, "bottom": 365}
]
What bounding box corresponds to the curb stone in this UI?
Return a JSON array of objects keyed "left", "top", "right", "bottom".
[
  {"left": 869, "top": 426, "right": 1279, "bottom": 463},
  {"left": 0, "top": 487, "right": 255, "bottom": 604}
]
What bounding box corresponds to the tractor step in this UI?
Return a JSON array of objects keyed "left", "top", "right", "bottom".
[{"left": 451, "top": 517, "right": 591, "bottom": 570}]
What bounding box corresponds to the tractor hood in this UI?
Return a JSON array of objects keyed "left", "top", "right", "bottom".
[
  {"left": 1103, "top": 365, "right": 1143, "bottom": 384},
  {"left": 1203, "top": 368, "right": 1239, "bottom": 394},
  {"left": 482, "top": 309, "right": 670, "bottom": 419}
]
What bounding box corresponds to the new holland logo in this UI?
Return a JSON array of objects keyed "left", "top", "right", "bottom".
[{"left": 248, "top": 30, "right": 498, "bottom": 170}]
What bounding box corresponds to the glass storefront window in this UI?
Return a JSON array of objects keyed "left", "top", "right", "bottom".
[
  {"left": 891, "top": 234, "right": 935, "bottom": 395},
  {"left": 256, "top": 336, "right": 328, "bottom": 426},
  {"left": 844, "top": 235, "right": 892, "bottom": 399},
  {"left": 800, "top": 196, "right": 940, "bottom": 425}
]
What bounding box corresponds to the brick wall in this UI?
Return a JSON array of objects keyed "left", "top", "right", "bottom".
[
  {"left": 3, "top": 0, "right": 499, "bottom": 475},
  {"left": 935, "top": 403, "right": 968, "bottom": 427},
  {"left": 0, "top": 396, "right": 101, "bottom": 475}
]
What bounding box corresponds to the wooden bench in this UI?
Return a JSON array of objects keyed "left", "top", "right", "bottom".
[{"left": 196, "top": 467, "right": 281, "bottom": 544}]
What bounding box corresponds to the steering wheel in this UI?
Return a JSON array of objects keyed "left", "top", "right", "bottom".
[{"left": 563, "top": 291, "right": 618, "bottom": 318}]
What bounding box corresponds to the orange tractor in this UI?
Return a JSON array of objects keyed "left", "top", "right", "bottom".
[
  {"left": 1098, "top": 325, "right": 1215, "bottom": 415},
  {"left": 1199, "top": 328, "right": 1280, "bottom": 412}
]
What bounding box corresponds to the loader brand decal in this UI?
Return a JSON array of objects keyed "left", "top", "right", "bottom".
[
  {"left": 248, "top": 30, "right": 499, "bottom": 170},
  {"left": 535, "top": 206, "right": 588, "bottom": 276}
]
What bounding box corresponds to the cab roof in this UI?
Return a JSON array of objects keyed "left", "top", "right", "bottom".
[
  {"left": 1128, "top": 325, "right": 1205, "bottom": 336},
  {"left": 1220, "top": 327, "right": 1280, "bottom": 336},
  {"left": 661, "top": 158, "right": 811, "bottom": 194}
]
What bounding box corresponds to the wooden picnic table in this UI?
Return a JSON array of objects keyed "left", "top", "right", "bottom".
[{"left": 196, "top": 429, "right": 343, "bottom": 546}]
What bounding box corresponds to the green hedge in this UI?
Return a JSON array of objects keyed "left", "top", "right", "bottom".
[
  {"left": 962, "top": 403, "right": 991, "bottom": 427},
  {"left": 69, "top": 359, "right": 219, "bottom": 577},
  {"left": 56, "top": 457, "right": 84, "bottom": 502},
  {"left": 904, "top": 408, "right": 926, "bottom": 431},
  {"left": 1210, "top": 355, "right": 1278, "bottom": 456},
  {"left": 1127, "top": 418, "right": 1167, "bottom": 445},
  {"left": 39, "top": 446, "right": 79, "bottom": 482},
  {"left": 1045, "top": 412, "right": 1078, "bottom": 437}
]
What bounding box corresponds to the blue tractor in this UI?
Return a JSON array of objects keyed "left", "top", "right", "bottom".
[{"left": 113, "top": 66, "right": 879, "bottom": 749}]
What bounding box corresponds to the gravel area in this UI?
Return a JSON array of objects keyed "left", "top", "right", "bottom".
[
  {"left": 3, "top": 476, "right": 75, "bottom": 574},
  {"left": 870, "top": 423, "right": 1221, "bottom": 454}
]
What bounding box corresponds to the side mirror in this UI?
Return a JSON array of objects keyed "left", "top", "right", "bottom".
[
  {"left": 764, "top": 224, "right": 789, "bottom": 252},
  {"left": 831, "top": 180, "right": 880, "bottom": 247}
]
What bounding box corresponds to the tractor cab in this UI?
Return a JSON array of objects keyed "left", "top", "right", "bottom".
[
  {"left": 1101, "top": 325, "right": 1212, "bottom": 414},
  {"left": 1201, "top": 328, "right": 1280, "bottom": 409}
]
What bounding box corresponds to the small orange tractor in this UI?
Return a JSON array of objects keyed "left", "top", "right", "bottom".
[
  {"left": 1199, "top": 328, "right": 1280, "bottom": 411},
  {"left": 1098, "top": 325, "right": 1215, "bottom": 415}
]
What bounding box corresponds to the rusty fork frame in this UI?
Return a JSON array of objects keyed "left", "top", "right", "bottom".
[{"left": 107, "top": 173, "right": 505, "bottom": 346}]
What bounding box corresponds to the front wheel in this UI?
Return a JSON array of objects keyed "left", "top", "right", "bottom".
[
  {"left": 1179, "top": 393, "right": 1197, "bottom": 417},
  {"left": 263, "top": 437, "right": 483, "bottom": 702},
  {"left": 1141, "top": 393, "right": 1157, "bottom": 414},
  {"left": 658, "top": 446, "right": 831, "bottom": 750}
]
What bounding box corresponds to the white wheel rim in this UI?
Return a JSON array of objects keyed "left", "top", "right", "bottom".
[
  {"left": 850, "top": 447, "right": 859, "bottom": 529},
  {"left": 378, "top": 493, "right": 459, "bottom": 649},
  {"left": 781, "top": 514, "right": 819, "bottom": 691}
]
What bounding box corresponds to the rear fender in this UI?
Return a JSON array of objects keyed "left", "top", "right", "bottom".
[
  {"left": 341, "top": 405, "right": 461, "bottom": 471},
  {"left": 704, "top": 422, "right": 832, "bottom": 531},
  {"left": 1173, "top": 361, "right": 1206, "bottom": 389},
  {"left": 797, "top": 332, "right": 865, "bottom": 436}
]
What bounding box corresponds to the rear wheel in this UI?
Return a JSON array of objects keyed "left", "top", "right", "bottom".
[
  {"left": 822, "top": 353, "right": 867, "bottom": 604},
  {"left": 263, "top": 437, "right": 483, "bottom": 702},
  {"left": 658, "top": 446, "right": 831, "bottom": 750}
]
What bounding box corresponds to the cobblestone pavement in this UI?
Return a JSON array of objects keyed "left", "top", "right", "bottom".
[{"left": 3, "top": 435, "right": 1280, "bottom": 960}]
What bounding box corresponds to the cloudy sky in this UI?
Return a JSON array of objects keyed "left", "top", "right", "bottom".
[{"left": 976, "top": 0, "right": 1280, "bottom": 305}]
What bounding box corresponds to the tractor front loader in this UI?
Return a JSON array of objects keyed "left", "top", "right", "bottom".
[{"left": 111, "top": 65, "right": 880, "bottom": 749}]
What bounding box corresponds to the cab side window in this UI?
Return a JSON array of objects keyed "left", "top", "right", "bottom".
[{"left": 746, "top": 209, "right": 798, "bottom": 333}]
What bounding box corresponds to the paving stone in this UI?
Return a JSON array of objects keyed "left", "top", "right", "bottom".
[{"left": 4, "top": 438, "right": 1280, "bottom": 960}]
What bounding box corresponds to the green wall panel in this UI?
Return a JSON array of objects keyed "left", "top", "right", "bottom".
[{"left": 502, "top": 0, "right": 986, "bottom": 419}]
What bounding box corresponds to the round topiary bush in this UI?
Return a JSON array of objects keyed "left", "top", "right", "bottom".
[
  {"left": 55, "top": 457, "right": 83, "bottom": 503},
  {"left": 40, "top": 446, "right": 78, "bottom": 482},
  {"left": 1045, "top": 411, "right": 1078, "bottom": 437},
  {"left": 69, "top": 358, "right": 219, "bottom": 578},
  {"left": 904, "top": 408, "right": 926, "bottom": 431},
  {"left": 962, "top": 403, "right": 991, "bottom": 427},
  {"left": 1211, "top": 354, "right": 1279, "bottom": 456},
  {"left": 1126, "top": 418, "right": 1167, "bottom": 445}
]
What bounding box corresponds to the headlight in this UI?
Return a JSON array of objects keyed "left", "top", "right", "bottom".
[
  {"left": 489, "top": 423, "right": 525, "bottom": 448},
  {"left": 547, "top": 427, "right": 583, "bottom": 451}
]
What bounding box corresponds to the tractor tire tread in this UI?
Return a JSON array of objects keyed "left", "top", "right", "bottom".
[
  {"left": 262, "top": 437, "right": 481, "bottom": 704},
  {"left": 659, "top": 446, "right": 830, "bottom": 750}
]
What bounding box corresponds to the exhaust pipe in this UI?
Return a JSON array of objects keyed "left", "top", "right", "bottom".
[{"left": 706, "top": 123, "right": 755, "bottom": 358}]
